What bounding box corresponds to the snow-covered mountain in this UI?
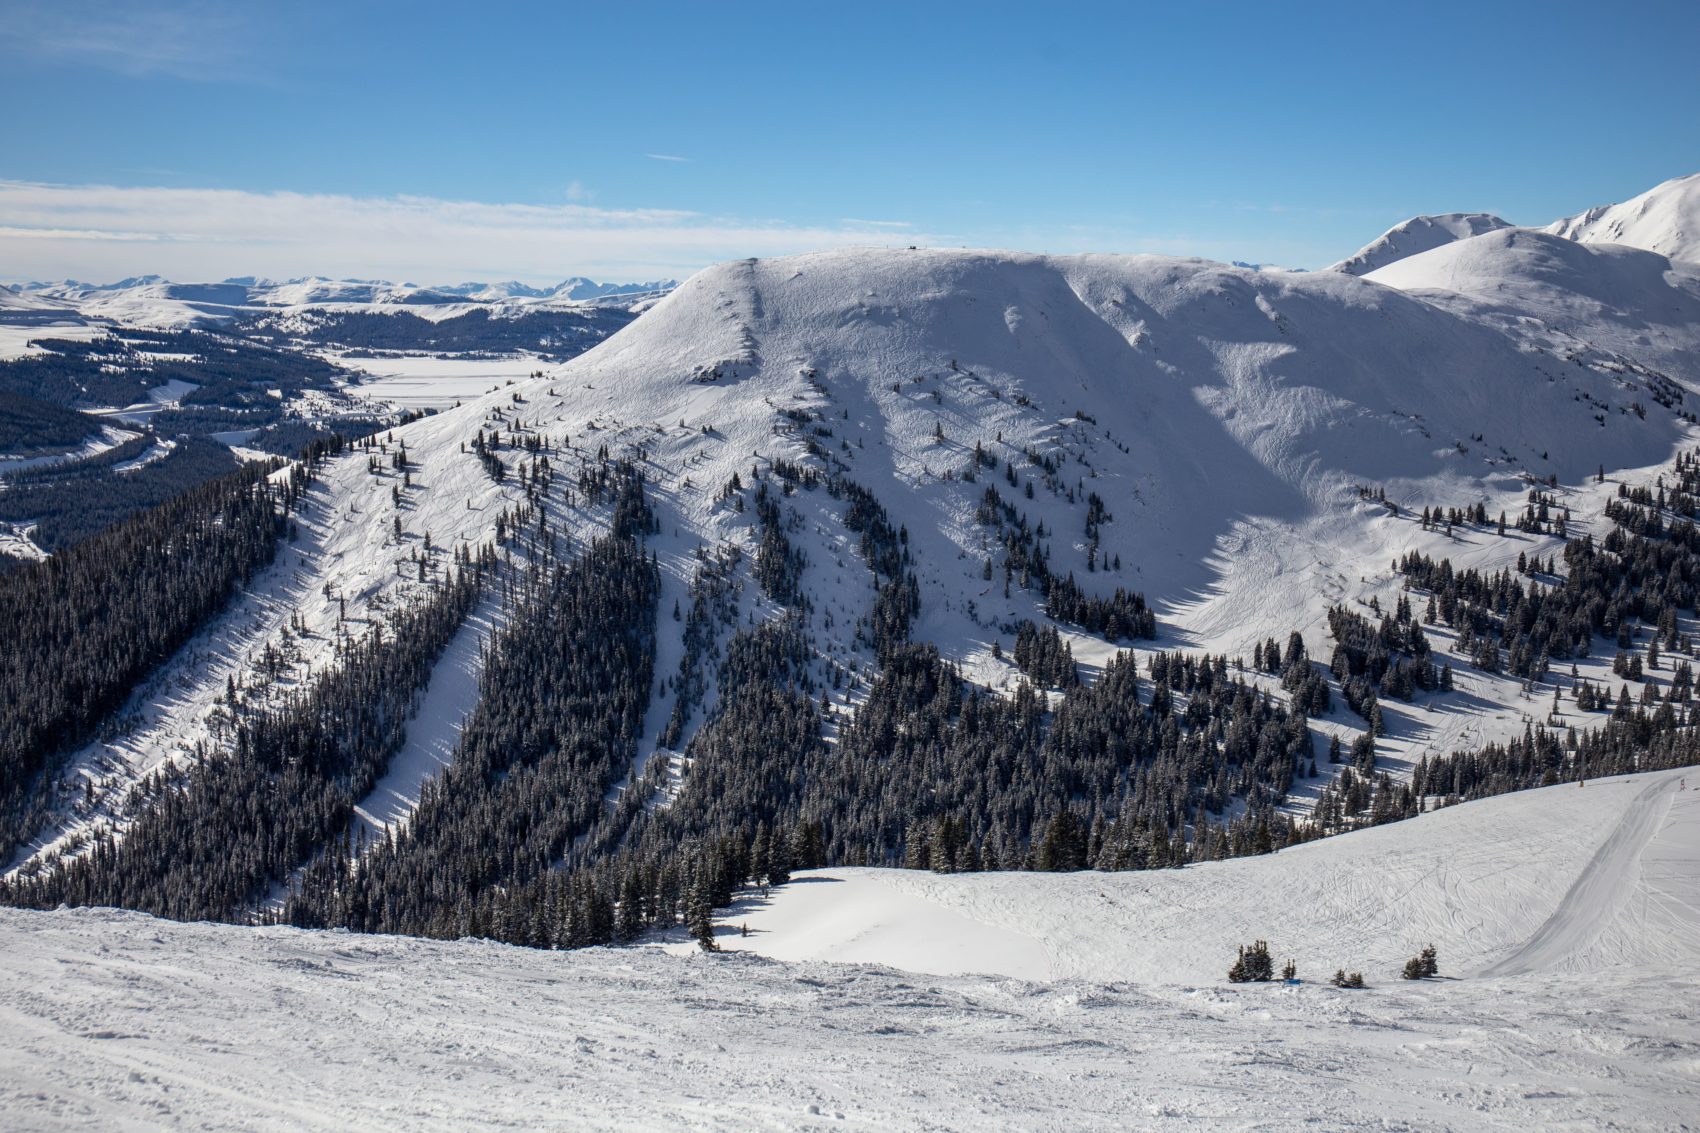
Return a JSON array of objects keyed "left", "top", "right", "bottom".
[
  {"left": 13, "top": 274, "right": 677, "bottom": 329},
  {"left": 8, "top": 172, "right": 1700, "bottom": 1130},
  {"left": 432, "top": 276, "right": 679, "bottom": 302},
  {"left": 1546, "top": 171, "right": 1700, "bottom": 263},
  {"left": 1329, "top": 212, "right": 1515, "bottom": 275},
  {"left": 15, "top": 230, "right": 1700, "bottom": 878}
]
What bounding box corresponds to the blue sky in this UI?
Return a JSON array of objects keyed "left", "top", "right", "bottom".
[{"left": 2, "top": 0, "right": 1697, "bottom": 283}]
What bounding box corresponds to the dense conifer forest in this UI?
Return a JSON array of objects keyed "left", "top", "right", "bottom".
[
  {"left": 0, "top": 457, "right": 297, "bottom": 860},
  {"left": 240, "top": 307, "right": 638, "bottom": 361},
  {"left": 0, "top": 435, "right": 241, "bottom": 550},
  {"left": 0, "top": 331, "right": 344, "bottom": 418},
  {"left": 7, "top": 429, "right": 1700, "bottom": 954}
]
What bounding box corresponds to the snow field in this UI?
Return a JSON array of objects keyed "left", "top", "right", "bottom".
[
  {"left": 5, "top": 771, "right": 1698, "bottom": 1129},
  {"left": 692, "top": 770, "right": 1700, "bottom": 984}
]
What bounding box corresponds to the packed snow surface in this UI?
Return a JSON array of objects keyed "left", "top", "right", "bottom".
[
  {"left": 712, "top": 771, "right": 1700, "bottom": 983},
  {"left": 3, "top": 772, "right": 1697, "bottom": 1131}
]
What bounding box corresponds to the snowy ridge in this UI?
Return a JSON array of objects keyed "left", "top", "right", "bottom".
[
  {"left": 1546, "top": 172, "right": 1700, "bottom": 263},
  {"left": 1329, "top": 212, "right": 1514, "bottom": 275},
  {"left": 1366, "top": 226, "right": 1700, "bottom": 381},
  {"left": 705, "top": 770, "right": 1700, "bottom": 982}
]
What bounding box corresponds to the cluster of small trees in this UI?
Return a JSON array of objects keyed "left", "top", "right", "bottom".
[{"left": 1227, "top": 941, "right": 1438, "bottom": 986}]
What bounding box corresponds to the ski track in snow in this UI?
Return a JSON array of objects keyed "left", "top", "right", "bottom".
[
  {"left": 717, "top": 772, "right": 1700, "bottom": 987},
  {"left": 1477, "top": 773, "right": 1676, "bottom": 978}
]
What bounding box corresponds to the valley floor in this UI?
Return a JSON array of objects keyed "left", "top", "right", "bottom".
[{"left": 3, "top": 773, "right": 1698, "bottom": 1131}]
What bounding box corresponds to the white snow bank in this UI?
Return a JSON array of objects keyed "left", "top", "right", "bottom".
[{"left": 720, "top": 770, "right": 1700, "bottom": 983}]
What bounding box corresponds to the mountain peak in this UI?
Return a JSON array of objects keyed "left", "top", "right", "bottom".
[
  {"left": 1545, "top": 171, "right": 1700, "bottom": 263},
  {"left": 1329, "top": 213, "right": 1514, "bottom": 276}
]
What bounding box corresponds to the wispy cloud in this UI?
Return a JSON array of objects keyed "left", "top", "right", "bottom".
[
  {"left": 0, "top": 181, "right": 932, "bottom": 284},
  {"left": 645, "top": 154, "right": 690, "bottom": 163},
  {"left": 0, "top": 1, "right": 255, "bottom": 82}
]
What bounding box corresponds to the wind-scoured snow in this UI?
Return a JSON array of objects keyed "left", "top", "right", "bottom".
[
  {"left": 3, "top": 772, "right": 1697, "bottom": 1131},
  {"left": 1329, "top": 212, "right": 1515, "bottom": 275}
]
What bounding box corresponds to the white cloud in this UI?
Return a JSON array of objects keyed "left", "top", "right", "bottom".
[
  {"left": 0, "top": 181, "right": 935, "bottom": 285},
  {"left": 0, "top": 2, "right": 253, "bottom": 81},
  {"left": 644, "top": 154, "right": 690, "bottom": 163}
]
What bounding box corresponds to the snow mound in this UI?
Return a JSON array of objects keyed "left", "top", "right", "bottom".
[
  {"left": 1547, "top": 171, "right": 1700, "bottom": 263},
  {"left": 718, "top": 770, "right": 1700, "bottom": 983},
  {"left": 1329, "top": 212, "right": 1515, "bottom": 275}
]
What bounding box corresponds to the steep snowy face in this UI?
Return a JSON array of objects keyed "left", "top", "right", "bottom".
[
  {"left": 511, "top": 245, "right": 1687, "bottom": 620},
  {"left": 556, "top": 246, "right": 1683, "bottom": 498},
  {"left": 1328, "top": 213, "right": 1515, "bottom": 276},
  {"left": 1546, "top": 172, "right": 1700, "bottom": 263}
]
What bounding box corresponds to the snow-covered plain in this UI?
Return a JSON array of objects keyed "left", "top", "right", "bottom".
[
  {"left": 3, "top": 772, "right": 1697, "bottom": 1131},
  {"left": 338, "top": 353, "right": 548, "bottom": 409}
]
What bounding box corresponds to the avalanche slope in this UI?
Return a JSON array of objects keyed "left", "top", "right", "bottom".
[
  {"left": 11, "top": 241, "right": 1700, "bottom": 879},
  {"left": 1, "top": 771, "right": 1697, "bottom": 1131}
]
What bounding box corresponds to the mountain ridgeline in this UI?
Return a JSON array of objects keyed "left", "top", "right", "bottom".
[{"left": 6, "top": 177, "right": 1700, "bottom": 947}]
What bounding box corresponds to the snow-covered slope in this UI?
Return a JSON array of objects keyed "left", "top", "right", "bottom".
[
  {"left": 2, "top": 770, "right": 1696, "bottom": 1131},
  {"left": 1329, "top": 212, "right": 1514, "bottom": 275},
  {"left": 14, "top": 242, "right": 1700, "bottom": 876},
  {"left": 1546, "top": 172, "right": 1700, "bottom": 263},
  {"left": 708, "top": 770, "right": 1700, "bottom": 982},
  {"left": 1366, "top": 226, "right": 1700, "bottom": 381}
]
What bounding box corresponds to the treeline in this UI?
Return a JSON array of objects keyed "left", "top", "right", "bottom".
[
  {"left": 284, "top": 473, "right": 660, "bottom": 939},
  {"left": 5, "top": 552, "right": 487, "bottom": 918},
  {"left": 0, "top": 458, "right": 295, "bottom": 860}
]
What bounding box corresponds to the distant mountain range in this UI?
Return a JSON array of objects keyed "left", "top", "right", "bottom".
[
  {"left": 0, "top": 274, "right": 677, "bottom": 330},
  {"left": 1330, "top": 172, "right": 1700, "bottom": 275},
  {"left": 12, "top": 275, "right": 676, "bottom": 301}
]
